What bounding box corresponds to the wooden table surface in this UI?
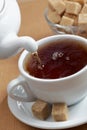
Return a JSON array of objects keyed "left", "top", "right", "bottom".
[{"left": 0, "top": 0, "right": 87, "bottom": 130}]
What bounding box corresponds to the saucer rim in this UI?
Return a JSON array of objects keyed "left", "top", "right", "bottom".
[{"left": 7, "top": 96, "right": 87, "bottom": 129}]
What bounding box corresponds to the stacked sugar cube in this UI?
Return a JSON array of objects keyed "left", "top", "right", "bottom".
[{"left": 48, "top": 0, "right": 87, "bottom": 28}]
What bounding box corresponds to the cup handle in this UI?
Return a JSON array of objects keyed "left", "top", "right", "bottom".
[{"left": 7, "top": 75, "right": 36, "bottom": 102}]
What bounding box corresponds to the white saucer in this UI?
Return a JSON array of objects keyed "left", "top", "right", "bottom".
[{"left": 8, "top": 96, "right": 87, "bottom": 129}]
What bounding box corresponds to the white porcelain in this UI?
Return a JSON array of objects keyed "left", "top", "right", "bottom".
[
  {"left": 7, "top": 34, "right": 87, "bottom": 106},
  {"left": 0, "top": 0, "right": 37, "bottom": 59},
  {"left": 0, "top": 0, "right": 5, "bottom": 12},
  {"left": 8, "top": 96, "right": 87, "bottom": 129}
]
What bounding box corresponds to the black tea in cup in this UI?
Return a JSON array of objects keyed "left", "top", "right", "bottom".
[{"left": 25, "top": 40, "right": 87, "bottom": 79}]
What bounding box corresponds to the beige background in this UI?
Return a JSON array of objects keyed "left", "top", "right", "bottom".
[{"left": 0, "top": 0, "right": 87, "bottom": 130}]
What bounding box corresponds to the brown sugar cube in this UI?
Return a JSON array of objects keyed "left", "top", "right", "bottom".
[
  {"left": 48, "top": 10, "right": 61, "bottom": 24},
  {"left": 81, "top": 4, "right": 87, "bottom": 13},
  {"left": 48, "top": 0, "right": 58, "bottom": 11},
  {"left": 60, "top": 16, "right": 74, "bottom": 26},
  {"left": 48, "top": 0, "right": 66, "bottom": 15},
  {"left": 78, "top": 13, "right": 87, "bottom": 29},
  {"left": 84, "top": 0, "right": 87, "bottom": 3},
  {"left": 32, "top": 99, "right": 51, "bottom": 120},
  {"left": 48, "top": 0, "right": 55, "bottom": 11},
  {"left": 64, "top": 13, "right": 78, "bottom": 25},
  {"left": 65, "top": 1, "right": 82, "bottom": 15},
  {"left": 52, "top": 103, "right": 68, "bottom": 121},
  {"left": 64, "top": 0, "right": 85, "bottom": 4},
  {"left": 72, "top": 0, "right": 84, "bottom": 5}
]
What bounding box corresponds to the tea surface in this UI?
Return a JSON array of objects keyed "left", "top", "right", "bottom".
[{"left": 26, "top": 40, "right": 87, "bottom": 79}]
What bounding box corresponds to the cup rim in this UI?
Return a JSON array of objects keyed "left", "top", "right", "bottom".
[{"left": 18, "top": 34, "right": 87, "bottom": 82}]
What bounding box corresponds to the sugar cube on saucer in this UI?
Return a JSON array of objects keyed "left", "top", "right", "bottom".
[
  {"left": 52, "top": 103, "right": 68, "bottom": 121},
  {"left": 32, "top": 99, "right": 51, "bottom": 120}
]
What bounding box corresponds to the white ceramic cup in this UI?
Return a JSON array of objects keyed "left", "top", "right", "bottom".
[{"left": 7, "top": 34, "right": 87, "bottom": 106}]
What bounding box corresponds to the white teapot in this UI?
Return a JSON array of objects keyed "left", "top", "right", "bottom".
[{"left": 0, "top": 0, "right": 37, "bottom": 59}]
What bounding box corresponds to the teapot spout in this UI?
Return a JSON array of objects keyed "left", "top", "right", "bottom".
[
  {"left": 0, "top": 34, "right": 38, "bottom": 59},
  {"left": 17, "top": 36, "right": 38, "bottom": 53}
]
